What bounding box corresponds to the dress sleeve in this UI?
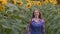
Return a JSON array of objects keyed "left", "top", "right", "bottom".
[
  {"left": 27, "top": 23, "right": 31, "bottom": 34},
  {"left": 42, "top": 19, "right": 46, "bottom": 34}
]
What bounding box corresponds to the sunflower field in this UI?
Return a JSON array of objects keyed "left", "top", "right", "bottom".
[{"left": 0, "top": 0, "right": 60, "bottom": 34}]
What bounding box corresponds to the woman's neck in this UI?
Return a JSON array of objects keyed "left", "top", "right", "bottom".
[{"left": 35, "top": 16, "right": 39, "bottom": 19}]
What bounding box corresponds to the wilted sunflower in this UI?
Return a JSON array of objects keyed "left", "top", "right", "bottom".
[
  {"left": 58, "top": 9, "right": 60, "bottom": 14},
  {"left": 4, "top": 14, "right": 8, "bottom": 17},
  {"left": 12, "top": 0, "right": 17, "bottom": 4},
  {"left": 36, "top": 1, "right": 42, "bottom": 6},
  {"left": 26, "top": 3, "right": 31, "bottom": 9},
  {"left": 17, "top": 1, "right": 23, "bottom": 6},
  {"left": 44, "top": 0, "right": 49, "bottom": 4},
  {"left": 0, "top": 6, "right": 5, "bottom": 11}
]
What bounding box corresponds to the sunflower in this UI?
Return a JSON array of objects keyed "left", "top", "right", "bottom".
[
  {"left": 44, "top": 0, "right": 49, "bottom": 4},
  {"left": 26, "top": 3, "right": 31, "bottom": 9},
  {"left": 26, "top": 0, "right": 31, "bottom": 3},
  {"left": 0, "top": 0, "right": 3, "bottom": 5},
  {"left": 0, "top": 0, "right": 7, "bottom": 5},
  {"left": 17, "top": 1, "right": 23, "bottom": 6},
  {"left": 49, "top": 0, "right": 54, "bottom": 3},
  {"left": 53, "top": 0, "right": 57, "bottom": 5},
  {"left": 31, "top": 1, "right": 36, "bottom": 5},
  {"left": 2, "top": 0, "right": 8, "bottom": 5},
  {"left": 36, "top": 1, "right": 42, "bottom": 6},
  {"left": 49, "top": 0, "right": 57, "bottom": 5},
  {"left": 0, "top": 5, "right": 5, "bottom": 11},
  {"left": 12, "top": 0, "right": 17, "bottom": 4}
]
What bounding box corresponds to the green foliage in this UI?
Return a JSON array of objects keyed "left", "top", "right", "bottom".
[{"left": 0, "top": 0, "right": 60, "bottom": 34}]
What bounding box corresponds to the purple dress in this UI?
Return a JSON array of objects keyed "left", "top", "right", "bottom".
[{"left": 28, "top": 19, "right": 46, "bottom": 34}]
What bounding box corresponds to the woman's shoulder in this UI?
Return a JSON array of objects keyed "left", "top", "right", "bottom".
[{"left": 40, "top": 19, "right": 45, "bottom": 23}]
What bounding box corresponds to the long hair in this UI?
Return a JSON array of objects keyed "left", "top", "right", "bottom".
[
  {"left": 28, "top": 9, "right": 42, "bottom": 24},
  {"left": 32, "top": 9, "right": 42, "bottom": 19}
]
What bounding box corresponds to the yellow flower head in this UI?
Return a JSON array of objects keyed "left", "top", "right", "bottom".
[
  {"left": 53, "top": 0, "right": 57, "bottom": 5},
  {"left": 44, "top": 0, "right": 49, "bottom": 4},
  {"left": 49, "top": 0, "right": 57, "bottom": 5},
  {"left": 0, "top": 0, "right": 7, "bottom": 5},
  {"left": 12, "top": 0, "right": 17, "bottom": 4},
  {"left": 2, "top": 0, "right": 8, "bottom": 5},
  {"left": 49, "top": 0, "right": 54, "bottom": 3},
  {"left": 26, "top": 3, "right": 31, "bottom": 9},
  {"left": 17, "top": 1, "right": 23, "bottom": 6},
  {"left": 0, "top": 5, "right": 5, "bottom": 11},
  {"left": 31, "top": 1, "right": 36, "bottom": 5},
  {"left": 27, "top": 0, "right": 31, "bottom": 3},
  {"left": 36, "top": 1, "right": 42, "bottom": 6}
]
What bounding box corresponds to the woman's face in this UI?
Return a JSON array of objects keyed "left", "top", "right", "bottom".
[{"left": 34, "top": 10, "right": 39, "bottom": 17}]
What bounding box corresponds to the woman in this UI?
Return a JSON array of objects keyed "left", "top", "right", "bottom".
[{"left": 27, "top": 9, "right": 46, "bottom": 34}]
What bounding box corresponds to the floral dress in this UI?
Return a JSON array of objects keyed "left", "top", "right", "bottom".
[{"left": 28, "top": 19, "right": 46, "bottom": 34}]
